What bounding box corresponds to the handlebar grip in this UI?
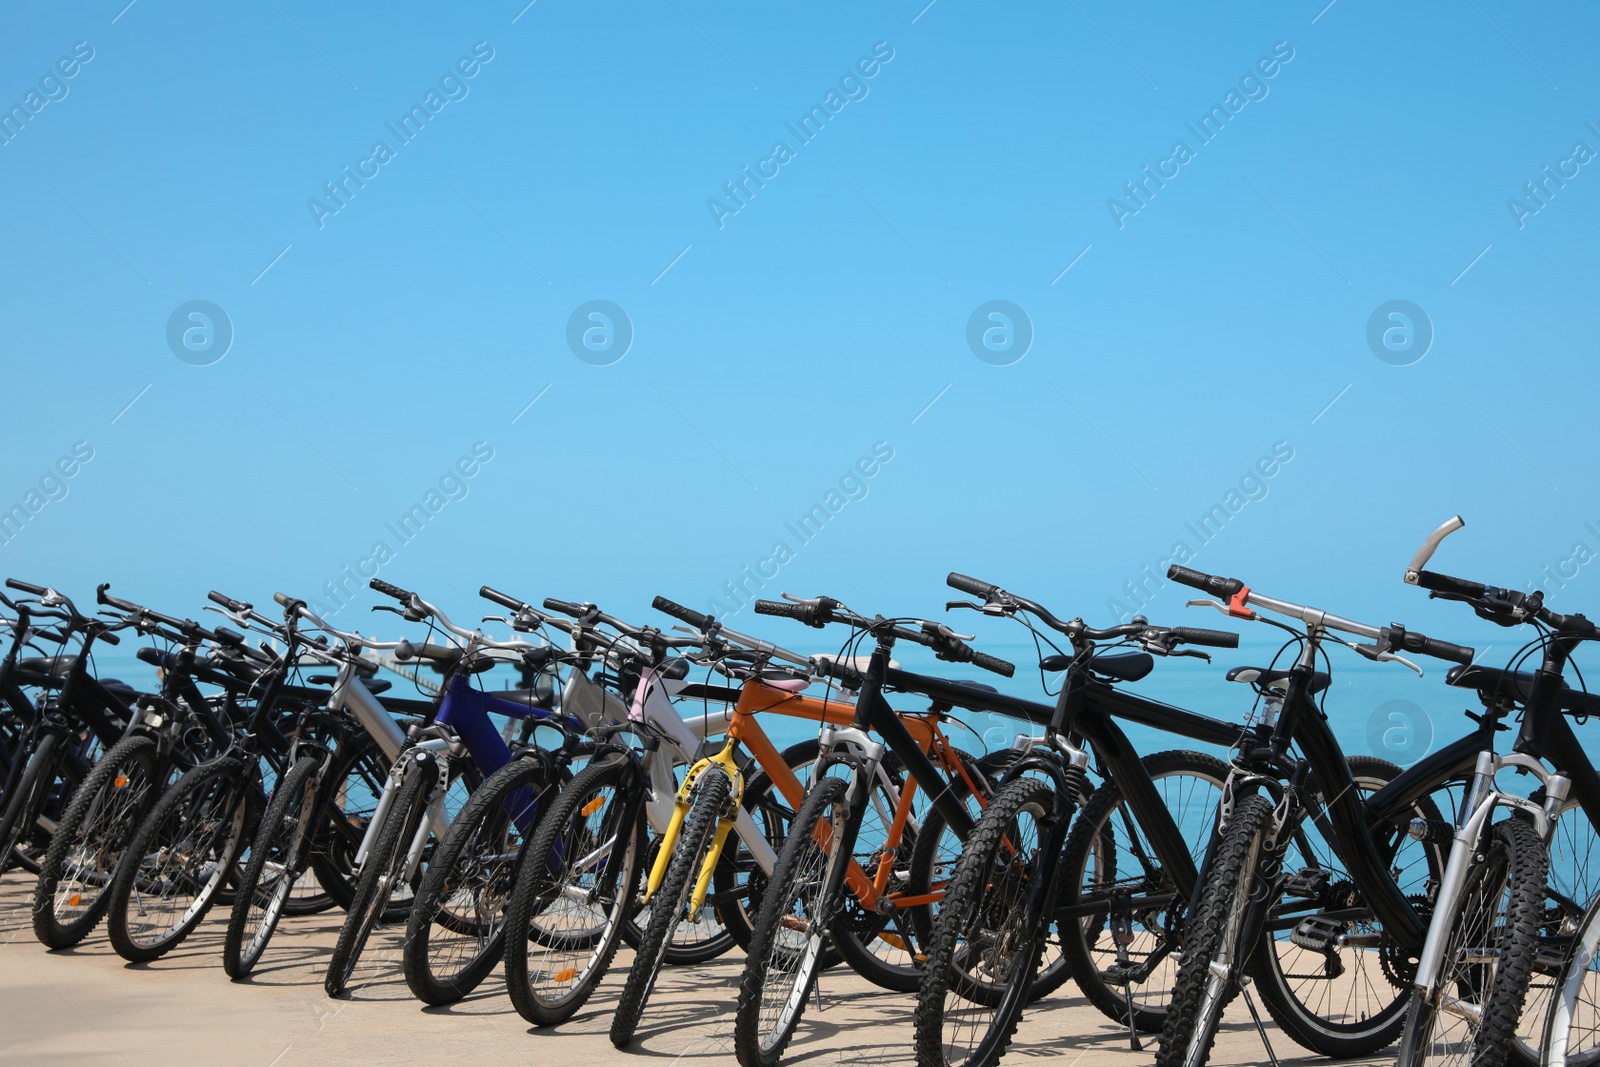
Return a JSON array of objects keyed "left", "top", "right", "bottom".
[
  {"left": 5, "top": 579, "right": 47, "bottom": 595},
  {"left": 972, "top": 650, "right": 1016, "bottom": 678},
  {"left": 395, "top": 639, "right": 455, "bottom": 662},
  {"left": 653, "top": 595, "right": 713, "bottom": 631},
  {"left": 273, "top": 592, "right": 292, "bottom": 608},
  {"left": 1415, "top": 570, "right": 1487, "bottom": 599},
  {"left": 1166, "top": 566, "right": 1245, "bottom": 599},
  {"left": 479, "top": 585, "right": 524, "bottom": 611},
  {"left": 947, "top": 572, "right": 1000, "bottom": 600},
  {"left": 96, "top": 585, "right": 139, "bottom": 612},
  {"left": 208, "top": 590, "right": 248, "bottom": 612},
  {"left": 1397, "top": 630, "right": 1475, "bottom": 665},
  {"left": 754, "top": 600, "right": 805, "bottom": 619},
  {"left": 98, "top": 630, "right": 120, "bottom": 646},
  {"left": 369, "top": 578, "right": 412, "bottom": 602},
  {"left": 1171, "top": 627, "right": 1240, "bottom": 649},
  {"left": 542, "top": 598, "right": 584, "bottom": 618}
]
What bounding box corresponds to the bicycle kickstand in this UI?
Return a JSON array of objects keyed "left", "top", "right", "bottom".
[
  {"left": 1238, "top": 975, "right": 1281, "bottom": 1067},
  {"left": 1109, "top": 912, "right": 1141, "bottom": 1052}
]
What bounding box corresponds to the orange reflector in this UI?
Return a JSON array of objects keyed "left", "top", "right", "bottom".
[
  {"left": 580, "top": 798, "right": 604, "bottom": 817},
  {"left": 878, "top": 932, "right": 908, "bottom": 951},
  {"left": 69, "top": 894, "right": 81, "bottom": 906},
  {"left": 553, "top": 967, "right": 578, "bottom": 982},
  {"left": 114, "top": 775, "right": 128, "bottom": 789},
  {"left": 780, "top": 916, "right": 809, "bottom": 933}
]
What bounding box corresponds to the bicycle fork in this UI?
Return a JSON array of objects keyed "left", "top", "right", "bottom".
[{"left": 1411, "top": 749, "right": 1569, "bottom": 1003}]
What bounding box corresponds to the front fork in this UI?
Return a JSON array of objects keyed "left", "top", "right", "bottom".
[
  {"left": 641, "top": 744, "right": 745, "bottom": 908},
  {"left": 1412, "top": 749, "right": 1570, "bottom": 999},
  {"left": 351, "top": 738, "right": 452, "bottom": 872}
]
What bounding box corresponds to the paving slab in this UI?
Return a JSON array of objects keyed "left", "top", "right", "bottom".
[{"left": 0, "top": 878, "right": 1389, "bottom": 1067}]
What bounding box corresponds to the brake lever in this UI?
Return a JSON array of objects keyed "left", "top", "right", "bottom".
[
  {"left": 1348, "top": 640, "right": 1425, "bottom": 677},
  {"left": 371, "top": 604, "right": 405, "bottom": 617},
  {"left": 1168, "top": 648, "right": 1212, "bottom": 663},
  {"left": 1185, "top": 598, "right": 1245, "bottom": 619}
]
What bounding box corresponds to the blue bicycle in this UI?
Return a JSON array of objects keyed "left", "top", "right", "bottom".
[{"left": 323, "top": 578, "right": 584, "bottom": 998}]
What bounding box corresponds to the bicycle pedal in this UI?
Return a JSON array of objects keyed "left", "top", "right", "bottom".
[
  {"left": 1281, "top": 867, "right": 1331, "bottom": 897},
  {"left": 1290, "top": 914, "right": 1346, "bottom": 951},
  {"left": 1099, "top": 962, "right": 1137, "bottom": 985}
]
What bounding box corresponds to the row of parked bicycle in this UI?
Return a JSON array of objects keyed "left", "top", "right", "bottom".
[{"left": 2, "top": 515, "right": 1598, "bottom": 1067}]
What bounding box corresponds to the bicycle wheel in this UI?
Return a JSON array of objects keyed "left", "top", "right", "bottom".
[
  {"left": 734, "top": 774, "right": 853, "bottom": 1067},
  {"left": 1155, "top": 792, "right": 1274, "bottom": 1067},
  {"left": 1057, "top": 749, "right": 1228, "bottom": 1032},
  {"left": 1397, "top": 817, "right": 1548, "bottom": 1067},
  {"left": 223, "top": 755, "right": 320, "bottom": 978},
  {"left": 1252, "top": 755, "right": 1447, "bottom": 1057},
  {"left": 1542, "top": 890, "right": 1600, "bottom": 1067},
  {"left": 613, "top": 768, "right": 733, "bottom": 1047},
  {"left": 504, "top": 757, "right": 645, "bottom": 1026},
  {"left": 106, "top": 756, "right": 254, "bottom": 962},
  {"left": 1519, "top": 796, "right": 1600, "bottom": 1064},
  {"left": 325, "top": 756, "right": 434, "bottom": 997},
  {"left": 403, "top": 755, "right": 553, "bottom": 1005},
  {"left": 309, "top": 733, "right": 392, "bottom": 916},
  {"left": 0, "top": 732, "right": 63, "bottom": 875},
  {"left": 913, "top": 776, "right": 1055, "bottom": 1067},
  {"left": 32, "top": 734, "right": 160, "bottom": 948}
]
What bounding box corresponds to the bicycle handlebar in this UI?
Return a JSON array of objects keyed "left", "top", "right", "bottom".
[
  {"left": 1167, "top": 565, "right": 1246, "bottom": 600},
  {"left": 5, "top": 579, "right": 47, "bottom": 596},
  {"left": 1170, "top": 626, "right": 1240, "bottom": 649},
  {"left": 946, "top": 572, "right": 1001, "bottom": 600},
  {"left": 652, "top": 595, "right": 715, "bottom": 632},
  {"left": 1168, "top": 565, "right": 1472, "bottom": 665}
]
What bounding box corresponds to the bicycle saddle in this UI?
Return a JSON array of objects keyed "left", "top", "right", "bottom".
[
  {"left": 497, "top": 686, "right": 557, "bottom": 708},
  {"left": 1225, "top": 666, "right": 1331, "bottom": 694},
  {"left": 16, "top": 654, "right": 76, "bottom": 677},
  {"left": 1040, "top": 651, "right": 1154, "bottom": 682}
]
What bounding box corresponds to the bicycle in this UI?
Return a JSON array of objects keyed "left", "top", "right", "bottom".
[
  {"left": 102, "top": 588, "right": 327, "bottom": 963},
  {"left": 731, "top": 593, "right": 1052, "bottom": 1067},
  {"left": 222, "top": 589, "right": 433, "bottom": 978},
  {"left": 0, "top": 580, "right": 136, "bottom": 875},
  {"left": 1154, "top": 524, "right": 1594, "bottom": 1067},
  {"left": 322, "top": 577, "right": 584, "bottom": 997},
  {"left": 1379, "top": 518, "right": 1600, "bottom": 1067},
  {"left": 500, "top": 594, "right": 811, "bottom": 1027},
  {"left": 32, "top": 585, "right": 268, "bottom": 949},
  {"left": 400, "top": 584, "right": 612, "bottom": 1005},
  {"left": 911, "top": 572, "right": 1242, "bottom": 1067}
]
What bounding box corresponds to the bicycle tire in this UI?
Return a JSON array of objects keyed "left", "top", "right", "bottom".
[
  {"left": 1057, "top": 749, "right": 1229, "bottom": 1032},
  {"left": 0, "top": 732, "right": 63, "bottom": 875},
  {"left": 32, "top": 734, "right": 160, "bottom": 948},
  {"left": 734, "top": 774, "right": 853, "bottom": 1067},
  {"left": 1251, "top": 755, "right": 1446, "bottom": 1057},
  {"left": 223, "top": 754, "right": 320, "bottom": 978},
  {"left": 325, "top": 756, "right": 434, "bottom": 997},
  {"left": 504, "top": 757, "right": 645, "bottom": 1026},
  {"left": 612, "top": 768, "right": 733, "bottom": 1047},
  {"left": 1155, "top": 792, "right": 1275, "bottom": 1067},
  {"left": 403, "top": 754, "right": 553, "bottom": 1005},
  {"left": 1396, "top": 817, "right": 1548, "bottom": 1067},
  {"left": 913, "top": 776, "right": 1055, "bottom": 1067},
  {"left": 106, "top": 756, "right": 253, "bottom": 962}
]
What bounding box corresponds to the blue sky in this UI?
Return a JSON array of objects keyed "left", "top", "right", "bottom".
[{"left": 4, "top": 1, "right": 1598, "bottom": 758}]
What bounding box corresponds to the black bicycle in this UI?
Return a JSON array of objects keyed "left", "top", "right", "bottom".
[
  {"left": 1155, "top": 521, "right": 1600, "bottom": 1067},
  {"left": 910, "top": 572, "right": 1242, "bottom": 1067}
]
